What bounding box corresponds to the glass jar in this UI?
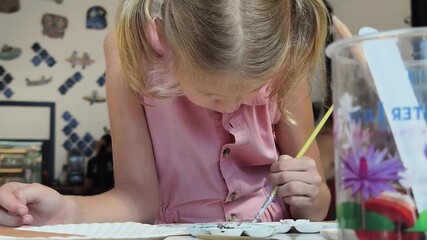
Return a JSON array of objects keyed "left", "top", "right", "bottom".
[{"left": 326, "top": 27, "right": 427, "bottom": 239}]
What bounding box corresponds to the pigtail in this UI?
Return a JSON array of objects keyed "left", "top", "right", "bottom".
[
  {"left": 115, "top": 0, "right": 157, "bottom": 95},
  {"left": 294, "top": 0, "right": 329, "bottom": 78},
  {"left": 272, "top": 0, "right": 328, "bottom": 124}
]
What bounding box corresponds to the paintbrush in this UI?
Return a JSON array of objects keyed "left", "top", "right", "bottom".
[{"left": 252, "top": 105, "right": 334, "bottom": 223}]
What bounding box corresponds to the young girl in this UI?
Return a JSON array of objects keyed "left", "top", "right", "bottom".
[{"left": 0, "top": 0, "right": 331, "bottom": 226}]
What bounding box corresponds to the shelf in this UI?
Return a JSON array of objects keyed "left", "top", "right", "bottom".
[
  {"left": 0, "top": 148, "right": 27, "bottom": 154},
  {"left": 0, "top": 168, "right": 24, "bottom": 174},
  {"left": 0, "top": 140, "right": 46, "bottom": 185}
]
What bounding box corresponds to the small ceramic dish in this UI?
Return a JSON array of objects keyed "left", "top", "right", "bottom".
[
  {"left": 263, "top": 222, "right": 292, "bottom": 234},
  {"left": 278, "top": 219, "right": 331, "bottom": 233},
  {"left": 243, "top": 224, "right": 276, "bottom": 238},
  {"left": 294, "top": 222, "right": 325, "bottom": 233},
  {"left": 187, "top": 225, "right": 217, "bottom": 237},
  {"left": 295, "top": 219, "right": 310, "bottom": 224},
  {"left": 280, "top": 219, "right": 296, "bottom": 224},
  {"left": 208, "top": 227, "right": 244, "bottom": 236}
]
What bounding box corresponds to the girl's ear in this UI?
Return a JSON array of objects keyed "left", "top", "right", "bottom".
[
  {"left": 150, "top": 17, "right": 167, "bottom": 56},
  {"left": 154, "top": 17, "right": 164, "bottom": 38}
]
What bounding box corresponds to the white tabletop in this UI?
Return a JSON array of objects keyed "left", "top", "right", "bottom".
[{"left": 0, "top": 222, "right": 332, "bottom": 239}]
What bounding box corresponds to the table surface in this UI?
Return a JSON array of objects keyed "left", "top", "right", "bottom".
[
  {"left": 159, "top": 222, "right": 332, "bottom": 240},
  {"left": 0, "top": 223, "right": 331, "bottom": 239}
]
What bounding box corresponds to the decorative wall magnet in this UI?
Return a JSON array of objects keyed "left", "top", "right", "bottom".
[
  {"left": 58, "top": 71, "right": 83, "bottom": 95},
  {"left": 2, "top": 88, "right": 13, "bottom": 98},
  {"left": 44, "top": 0, "right": 63, "bottom": 4},
  {"left": 42, "top": 13, "right": 68, "bottom": 38},
  {"left": 0, "top": 65, "right": 14, "bottom": 98},
  {"left": 66, "top": 51, "right": 94, "bottom": 69},
  {"left": 31, "top": 42, "right": 56, "bottom": 67},
  {"left": 86, "top": 6, "right": 107, "bottom": 30},
  {"left": 83, "top": 90, "right": 106, "bottom": 105},
  {"left": 0, "top": 0, "right": 20, "bottom": 14},
  {"left": 61, "top": 111, "right": 97, "bottom": 157},
  {"left": 96, "top": 72, "right": 106, "bottom": 87},
  {"left": 66, "top": 51, "right": 78, "bottom": 66},
  {"left": 26, "top": 76, "right": 52, "bottom": 86},
  {"left": 0, "top": 45, "right": 21, "bottom": 60}
]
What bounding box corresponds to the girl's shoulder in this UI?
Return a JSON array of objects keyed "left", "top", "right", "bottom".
[{"left": 103, "top": 31, "right": 117, "bottom": 53}]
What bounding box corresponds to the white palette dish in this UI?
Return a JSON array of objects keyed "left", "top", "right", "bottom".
[
  {"left": 261, "top": 222, "right": 292, "bottom": 234},
  {"left": 243, "top": 224, "right": 276, "bottom": 238},
  {"left": 187, "top": 225, "right": 219, "bottom": 237},
  {"left": 208, "top": 228, "right": 244, "bottom": 236},
  {"left": 277, "top": 219, "right": 333, "bottom": 233},
  {"left": 4, "top": 222, "right": 188, "bottom": 239},
  {"left": 294, "top": 222, "right": 325, "bottom": 233},
  {"left": 188, "top": 223, "right": 277, "bottom": 238}
]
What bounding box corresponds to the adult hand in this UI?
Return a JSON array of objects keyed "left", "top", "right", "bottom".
[
  {"left": 269, "top": 155, "right": 323, "bottom": 208},
  {"left": 0, "top": 182, "right": 66, "bottom": 226}
]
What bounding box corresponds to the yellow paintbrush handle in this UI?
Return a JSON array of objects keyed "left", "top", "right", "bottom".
[{"left": 295, "top": 105, "right": 334, "bottom": 158}]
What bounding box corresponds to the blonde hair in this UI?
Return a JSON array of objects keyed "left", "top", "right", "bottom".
[{"left": 116, "top": 0, "right": 328, "bottom": 121}]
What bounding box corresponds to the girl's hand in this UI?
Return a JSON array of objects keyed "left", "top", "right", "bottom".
[
  {"left": 269, "top": 155, "right": 323, "bottom": 208},
  {"left": 0, "top": 182, "right": 66, "bottom": 226}
]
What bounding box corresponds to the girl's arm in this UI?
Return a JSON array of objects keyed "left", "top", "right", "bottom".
[
  {"left": 63, "top": 32, "right": 160, "bottom": 224},
  {"left": 272, "top": 81, "right": 331, "bottom": 221},
  {"left": 0, "top": 61, "right": 159, "bottom": 226}
]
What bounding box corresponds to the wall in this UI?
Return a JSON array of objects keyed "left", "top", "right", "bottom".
[
  {"left": 313, "top": 0, "right": 411, "bottom": 107},
  {"left": 0, "top": 0, "right": 118, "bottom": 179},
  {"left": 328, "top": 0, "right": 411, "bottom": 34}
]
